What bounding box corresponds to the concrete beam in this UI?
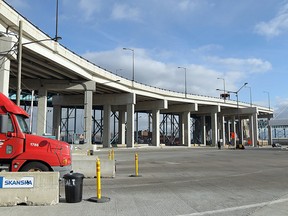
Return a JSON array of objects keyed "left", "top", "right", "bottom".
[
  {"left": 136, "top": 100, "right": 168, "bottom": 111},
  {"left": 97, "top": 93, "right": 135, "bottom": 105},
  {"left": 197, "top": 105, "right": 220, "bottom": 114},
  {"left": 11, "top": 79, "right": 96, "bottom": 92},
  {"left": 221, "top": 107, "right": 258, "bottom": 116},
  {"left": 0, "top": 172, "right": 59, "bottom": 206},
  {"left": 52, "top": 93, "right": 135, "bottom": 106},
  {"left": 162, "top": 103, "right": 198, "bottom": 113}
]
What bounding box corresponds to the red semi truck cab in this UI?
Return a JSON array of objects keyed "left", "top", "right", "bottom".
[{"left": 0, "top": 93, "right": 71, "bottom": 177}]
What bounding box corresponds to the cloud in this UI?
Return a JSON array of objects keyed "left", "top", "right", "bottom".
[
  {"left": 79, "top": 0, "right": 101, "bottom": 20},
  {"left": 255, "top": 2, "right": 288, "bottom": 38},
  {"left": 206, "top": 56, "right": 272, "bottom": 74},
  {"left": 5, "top": 0, "right": 28, "bottom": 9},
  {"left": 81, "top": 48, "right": 242, "bottom": 97},
  {"left": 111, "top": 4, "right": 140, "bottom": 21}
]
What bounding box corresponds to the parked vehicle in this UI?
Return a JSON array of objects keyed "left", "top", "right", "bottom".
[{"left": 0, "top": 93, "right": 71, "bottom": 177}]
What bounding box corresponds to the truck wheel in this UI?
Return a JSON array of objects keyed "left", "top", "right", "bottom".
[{"left": 20, "top": 162, "right": 49, "bottom": 172}]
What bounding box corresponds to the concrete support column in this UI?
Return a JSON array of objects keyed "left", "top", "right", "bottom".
[
  {"left": 0, "top": 37, "right": 15, "bottom": 96},
  {"left": 249, "top": 115, "right": 255, "bottom": 147},
  {"left": 227, "top": 120, "right": 231, "bottom": 144},
  {"left": 220, "top": 115, "right": 226, "bottom": 146},
  {"left": 182, "top": 111, "right": 191, "bottom": 147},
  {"left": 201, "top": 116, "right": 206, "bottom": 146},
  {"left": 239, "top": 118, "right": 244, "bottom": 145},
  {"left": 127, "top": 103, "right": 135, "bottom": 148},
  {"left": 252, "top": 113, "right": 258, "bottom": 147},
  {"left": 0, "top": 57, "right": 11, "bottom": 96},
  {"left": 36, "top": 88, "right": 47, "bottom": 136},
  {"left": 118, "top": 110, "right": 126, "bottom": 144},
  {"left": 267, "top": 116, "right": 272, "bottom": 146},
  {"left": 211, "top": 111, "right": 218, "bottom": 147},
  {"left": 152, "top": 109, "right": 160, "bottom": 147},
  {"left": 52, "top": 105, "right": 61, "bottom": 140},
  {"left": 179, "top": 115, "right": 184, "bottom": 145},
  {"left": 84, "top": 90, "right": 93, "bottom": 145},
  {"left": 231, "top": 116, "right": 236, "bottom": 147},
  {"left": 103, "top": 104, "right": 111, "bottom": 148}
]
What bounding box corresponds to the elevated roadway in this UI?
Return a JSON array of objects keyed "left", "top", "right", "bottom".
[{"left": 0, "top": 1, "right": 273, "bottom": 150}]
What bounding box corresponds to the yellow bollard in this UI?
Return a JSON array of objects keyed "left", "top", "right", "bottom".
[
  {"left": 96, "top": 158, "right": 101, "bottom": 200},
  {"left": 111, "top": 149, "right": 115, "bottom": 160},
  {"left": 108, "top": 150, "right": 111, "bottom": 160},
  {"left": 130, "top": 152, "right": 142, "bottom": 177},
  {"left": 135, "top": 153, "right": 139, "bottom": 176},
  {"left": 87, "top": 158, "right": 110, "bottom": 203}
]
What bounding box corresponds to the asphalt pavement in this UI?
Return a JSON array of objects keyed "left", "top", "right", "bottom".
[{"left": 1, "top": 146, "right": 288, "bottom": 216}]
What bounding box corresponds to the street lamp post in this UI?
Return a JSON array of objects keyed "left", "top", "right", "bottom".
[
  {"left": 228, "top": 82, "right": 248, "bottom": 146},
  {"left": 178, "top": 66, "right": 187, "bottom": 98},
  {"left": 217, "top": 77, "right": 226, "bottom": 101},
  {"left": 123, "top": 48, "right": 135, "bottom": 83},
  {"left": 245, "top": 85, "right": 252, "bottom": 107},
  {"left": 263, "top": 91, "right": 270, "bottom": 110}
]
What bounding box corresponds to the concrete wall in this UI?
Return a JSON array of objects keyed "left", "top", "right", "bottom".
[
  {"left": 0, "top": 172, "right": 59, "bottom": 206},
  {"left": 72, "top": 155, "right": 115, "bottom": 178}
]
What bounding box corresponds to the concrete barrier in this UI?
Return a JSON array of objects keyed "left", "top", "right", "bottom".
[
  {"left": 0, "top": 172, "right": 59, "bottom": 206},
  {"left": 72, "top": 154, "right": 115, "bottom": 178}
]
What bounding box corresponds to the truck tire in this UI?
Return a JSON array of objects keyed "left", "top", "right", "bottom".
[{"left": 20, "top": 162, "right": 50, "bottom": 172}]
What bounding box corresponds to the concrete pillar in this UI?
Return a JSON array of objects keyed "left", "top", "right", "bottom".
[
  {"left": 252, "top": 113, "right": 258, "bottom": 147},
  {"left": 0, "top": 57, "right": 11, "bottom": 96},
  {"left": 0, "top": 37, "right": 15, "bottom": 96},
  {"left": 127, "top": 103, "right": 135, "bottom": 148},
  {"left": 52, "top": 105, "right": 61, "bottom": 140},
  {"left": 84, "top": 90, "right": 93, "bottom": 145},
  {"left": 103, "top": 104, "right": 111, "bottom": 148},
  {"left": 267, "top": 116, "right": 272, "bottom": 146},
  {"left": 231, "top": 116, "right": 236, "bottom": 147},
  {"left": 201, "top": 116, "right": 206, "bottom": 146},
  {"left": 118, "top": 110, "right": 126, "bottom": 144},
  {"left": 239, "top": 118, "right": 244, "bottom": 145},
  {"left": 249, "top": 115, "right": 255, "bottom": 147},
  {"left": 36, "top": 88, "right": 47, "bottom": 136},
  {"left": 227, "top": 120, "right": 231, "bottom": 144},
  {"left": 220, "top": 115, "right": 226, "bottom": 146},
  {"left": 211, "top": 111, "right": 218, "bottom": 147},
  {"left": 179, "top": 114, "right": 184, "bottom": 145},
  {"left": 182, "top": 111, "right": 191, "bottom": 147},
  {"left": 152, "top": 109, "right": 160, "bottom": 147}
]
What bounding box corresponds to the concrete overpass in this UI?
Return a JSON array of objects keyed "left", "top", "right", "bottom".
[{"left": 0, "top": 1, "right": 273, "bottom": 150}]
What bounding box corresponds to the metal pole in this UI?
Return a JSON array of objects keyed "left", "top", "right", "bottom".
[
  {"left": 132, "top": 49, "right": 135, "bottom": 82},
  {"left": 263, "top": 91, "right": 270, "bottom": 110},
  {"left": 16, "top": 20, "right": 23, "bottom": 106},
  {"left": 178, "top": 67, "right": 187, "bottom": 98},
  {"left": 29, "top": 90, "right": 34, "bottom": 132},
  {"left": 217, "top": 78, "right": 226, "bottom": 101},
  {"left": 55, "top": 0, "right": 59, "bottom": 41}
]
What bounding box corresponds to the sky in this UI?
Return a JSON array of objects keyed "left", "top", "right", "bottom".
[{"left": 4, "top": 0, "right": 288, "bottom": 117}]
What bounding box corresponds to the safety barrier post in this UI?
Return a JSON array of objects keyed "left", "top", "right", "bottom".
[
  {"left": 87, "top": 158, "right": 110, "bottom": 203},
  {"left": 130, "top": 152, "right": 142, "bottom": 177},
  {"left": 96, "top": 158, "right": 101, "bottom": 199},
  {"left": 111, "top": 149, "right": 115, "bottom": 160},
  {"left": 108, "top": 150, "right": 112, "bottom": 160}
]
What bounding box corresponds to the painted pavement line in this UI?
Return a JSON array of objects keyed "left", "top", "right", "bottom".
[{"left": 177, "top": 197, "right": 288, "bottom": 216}]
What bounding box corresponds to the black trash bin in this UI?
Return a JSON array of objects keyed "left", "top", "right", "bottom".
[{"left": 63, "top": 172, "right": 84, "bottom": 203}]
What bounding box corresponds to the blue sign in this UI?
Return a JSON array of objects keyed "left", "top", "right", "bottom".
[
  {"left": 0, "top": 177, "right": 3, "bottom": 188},
  {"left": 0, "top": 176, "right": 34, "bottom": 188}
]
